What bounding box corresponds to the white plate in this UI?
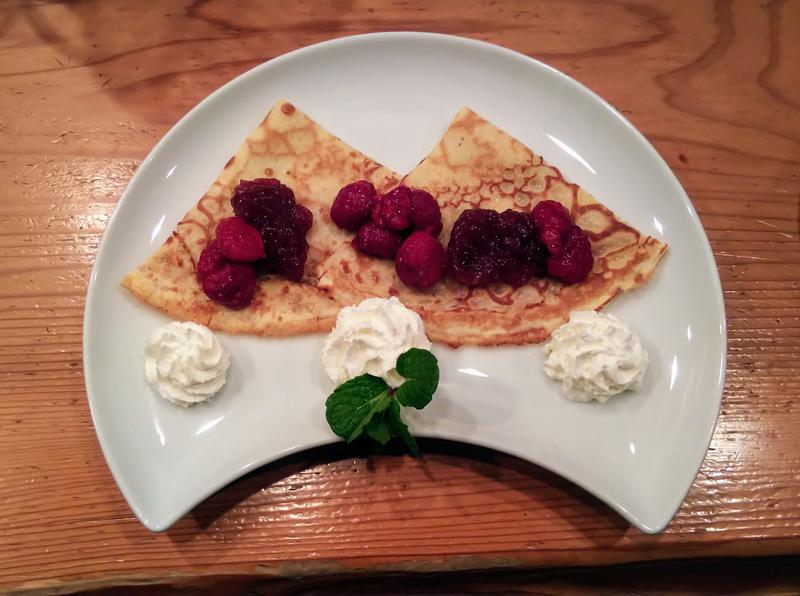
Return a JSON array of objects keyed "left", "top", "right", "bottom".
[{"left": 84, "top": 33, "right": 725, "bottom": 533}]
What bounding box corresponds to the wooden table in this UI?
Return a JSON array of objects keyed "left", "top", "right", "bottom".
[{"left": 2, "top": 1, "right": 799, "bottom": 593}]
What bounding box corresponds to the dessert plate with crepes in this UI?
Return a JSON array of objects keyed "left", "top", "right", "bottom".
[{"left": 83, "top": 33, "right": 725, "bottom": 534}]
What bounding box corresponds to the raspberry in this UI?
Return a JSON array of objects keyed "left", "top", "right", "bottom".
[
  {"left": 201, "top": 265, "right": 256, "bottom": 309},
  {"left": 260, "top": 222, "right": 308, "bottom": 282},
  {"left": 292, "top": 204, "right": 313, "bottom": 234},
  {"left": 372, "top": 186, "right": 411, "bottom": 231},
  {"left": 354, "top": 222, "right": 403, "bottom": 259},
  {"left": 531, "top": 200, "right": 573, "bottom": 256},
  {"left": 546, "top": 225, "right": 594, "bottom": 284},
  {"left": 497, "top": 209, "right": 536, "bottom": 253},
  {"left": 446, "top": 209, "right": 496, "bottom": 286},
  {"left": 395, "top": 231, "right": 446, "bottom": 289},
  {"left": 447, "top": 208, "right": 546, "bottom": 287},
  {"left": 215, "top": 217, "right": 265, "bottom": 262},
  {"left": 330, "top": 180, "right": 377, "bottom": 231},
  {"left": 197, "top": 241, "right": 256, "bottom": 309},
  {"left": 530, "top": 200, "right": 593, "bottom": 283},
  {"left": 230, "top": 178, "right": 311, "bottom": 282},
  {"left": 231, "top": 178, "right": 296, "bottom": 229},
  {"left": 197, "top": 240, "right": 226, "bottom": 281},
  {"left": 496, "top": 209, "right": 548, "bottom": 286},
  {"left": 409, "top": 189, "right": 443, "bottom": 236}
]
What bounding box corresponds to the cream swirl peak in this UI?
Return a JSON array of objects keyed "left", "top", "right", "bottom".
[
  {"left": 144, "top": 322, "right": 230, "bottom": 407},
  {"left": 543, "top": 311, "right": 648, "bottom": 403},
  {"left": 323, "top": 297, "right": 431, "bottom": 388}
]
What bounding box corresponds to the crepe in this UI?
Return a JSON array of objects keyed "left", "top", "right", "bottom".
[
  {"left": 317, "top": 108, "right": 667, "bottom": 346},
  {"left": 122, "top": 100, "right": 400, "bottom": 336}
]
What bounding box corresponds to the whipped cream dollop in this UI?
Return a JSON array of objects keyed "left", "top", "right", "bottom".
[
  {"left": 144, "top": 321, "right": 230, "bottom": 407},
  {"left": 323, "top": 296, "right": 431, "bottom": 387},
  {"left": 543, "top": 310, "right": 648, "bottom": 403}
]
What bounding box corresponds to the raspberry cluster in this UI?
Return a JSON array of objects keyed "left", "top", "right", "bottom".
[
  {"left": 331, "top": 182, "right": 446, "bottom": 289},
  {"left": 196, "top": 178, "right": 313, "bottom": 308},
  {"left": 332, "top": 179, "right": 594, "bottom": 290},
  {"left": 447, "top": 200, "right": 594, "bottom": 287}
]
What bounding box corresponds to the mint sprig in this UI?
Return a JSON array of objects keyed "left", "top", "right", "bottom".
[
  {"left": 395, "top": 348, "right": 439, "bottom": 410},
  {"left": 324, "top": 348, "right": 438, "bottom": 456},
  {"left": 365, "top": 409, "right": 392, "bottom": 445},
  {"left": 387, "top": 398, "right": 420, "bottom": 457},
  {"left": 325, "top": 375, "right": 391, "bottom": 442}
]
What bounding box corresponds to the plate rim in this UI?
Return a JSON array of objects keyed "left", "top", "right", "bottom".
[{"left": 83, "top": 31, "right": 727, "bottom": 534}]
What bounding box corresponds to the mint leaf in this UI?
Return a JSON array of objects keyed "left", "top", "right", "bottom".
[
  {"left": 388, "top": 399, "right": 420, "bottom": 457},
  {"left": 395, "top": 348, "right": 439, "bottom": 410},
  {"left": 325, "top": 375, "right": 391, "bottom": 442},
  {"left": 324, "top": 349, "right": 438, "bottom": 456},
  {"left": 365, "top": 410, "right": 392, "bottom": 445}
]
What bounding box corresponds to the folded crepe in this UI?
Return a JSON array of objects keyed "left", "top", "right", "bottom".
[
  {"left": 317, "top": 107, "right": 667, "bottom": 346},
  {"left": 122, "top": 100, "right": 400, "bottom": 336}
]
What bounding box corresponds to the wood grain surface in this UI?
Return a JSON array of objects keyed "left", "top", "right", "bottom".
[{"left": 1, "top": 0, "right": 799, "bottom": 594}]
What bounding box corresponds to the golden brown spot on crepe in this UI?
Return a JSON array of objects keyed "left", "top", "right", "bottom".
[
  {"left": 267, "top": 137, "right": 290, "bottom": 154},
  {"left": 355, "top": 272, "right": 364, "bottom": 284},
  {"left": 371, "top": 271, "right": 380, "bottom": 283},
  {"left": 196, "top": 194, "right": 223, "bottom": 227},
  {"left": 513, "top": 284, "right": 544, "bottom": 306},
  {"left": 543, "top": 287, "right": 561, "bottom": 306},
  {"left": 281, "top": 102, "right": 296, "bottom": 115},
  {"left": 288, "top": 129, "right": 315, "bottom": 153},
  {"left": 605, "top": 245, "right": 638, "bottom": 270},
  {"left": 526, "top": 178, "right": 545, "bottom": 193},
  {"left": 264, "top": 167, "right": 273, "bottom": 176},
  {"left": 510, "top": 139, "right": 527, "bottom": 153},
  {"left": 280, "top": 286, "right": 289, "bottom": 295},
  {"left": 514, "top": 191, "right": 530, "bottom": 207},
  {"left": 388, "top": 286, "right": 399, "bottom": 296},
  {"left": 486, "top": 286, "right": 514, "bottom": 306},
  {"left": 341, "top": 261, "right": 351, "bottom": 275},
  {"left": 179, "top": 221, "right": 212, "bottom": 244},
  {"left": 575, "top": 204, "right": 615, "bottom": 236},
  {"left": 169, "top": 231, "right": 198, "bottom": 269},
  {"left": 592, "top": 229, "right": 639, "bottom": 254}
]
